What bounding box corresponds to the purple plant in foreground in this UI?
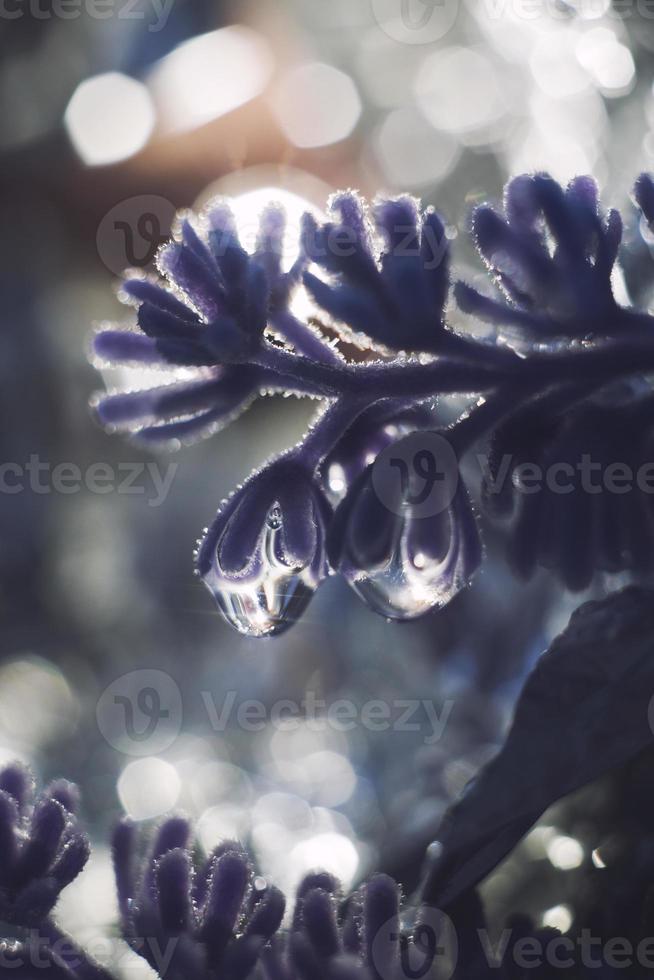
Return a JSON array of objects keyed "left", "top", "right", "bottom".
[
  {"left": 93, "top": 173, "right": 654, "bottom": 635},
  {"left": 112, "top": 814, "right": 414, "bottom": 980},
  {"left": 0, "top": 763, "right": 88, "bottom": 928}
]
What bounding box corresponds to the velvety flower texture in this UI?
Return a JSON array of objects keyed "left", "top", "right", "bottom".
[
  {"left": 328, "top": 431, "right": 481, "bottom": 620},
  {"left": 455, "top": 173, "right": 626, "bottom": 342},
  {"left": 195, "top": 458, "right": 332, "bottom": 637},
  {"left": 0, "top": 763, "right": 89, "bottom": 927},
  {"left": 93, "top": 173, "right": 654, "bottom": 634},
  {"left": 302, "top": 191, "right": 451, "bottom": 354},
  {"left": 112, "top": 815, "right": 416, "bottom": 980}
]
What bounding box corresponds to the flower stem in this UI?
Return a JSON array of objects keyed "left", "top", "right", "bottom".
[{"left": 299, "top": 396, "right": 372, "bottom": 470}]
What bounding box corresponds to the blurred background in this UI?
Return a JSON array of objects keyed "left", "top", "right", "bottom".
[{"left": 1, "top": 0, "right": 654, "bottom": 971}]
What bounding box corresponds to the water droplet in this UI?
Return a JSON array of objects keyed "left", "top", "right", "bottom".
[
  {"left": 350, "top": 530, "right": 469, "bottom": 620},
  {"left": 211, "top": 574, "right": 315, "bottom": 637},
  {"left": 203, "top": 509, "right": 316, "bottom": 637},
  {"left": 267, "top": 504, "right": 283, "bottom": 530}
]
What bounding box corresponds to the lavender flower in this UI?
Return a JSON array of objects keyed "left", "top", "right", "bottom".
[
  {"left": 303, "top": 192, "right": 451, "bottom": 355},
  {"left": 92, "top": 202, "right": 311, "bottom": 448},
  {"left": 112, "top": 816, "right": 420, "bottom": 980},
  {"left": 113, "top": 817, "right": 286, "bottom": 980},
  {"left": 0, "top": 763, "right": 89, "bottom": 927},
  {"left": 456, "top": 173, "right": 626, "bottom": 342}
]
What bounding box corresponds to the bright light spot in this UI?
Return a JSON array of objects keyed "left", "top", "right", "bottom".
[
  {"left": 571, "top": 0, "right": 611, "bottom": 16},
  {"left": 328, "top": 463, "right": 347, "bottom": 495},
  {"left": 374, "top": 108, "right": 460, "bottom": 188},
  {"left": 356, "top": 30, "right": 423, "bottom": 108},
  {"left": 413, "top": 552, "right": 427, "bottom": 569},
  {"left": 64, "top": 73, "right": 155, "bottom": 165},
  {"left": 471, "top": 2, "right": 554, "bottom": 63},
  {"left": 547, "top": 835, "right": 584, "bottom": 870},
  {"left": 198, "top": 804, "right": 249, "bottom": 849},
  {"left": 190, "top": 760, "right": 251, "bottom": 811},
  {"left": 542, "top": 904, "right": 573, "bottom": 932},
  {"left": 290, "top": 832, "right": 359, "bottom": 889},
  {"left": 148, "top": 27, "right": 273, "bottom": 133},
  {"left": 252, "top": 792, "right": 313, "bottom": 830},
  {"left": 524, "top": 825, "right": 557, "bottom": 859},
  {"left": 57, "top": 848, "right": 118, "bottom": 931},
  {"left": 591, "top": 848, "right": 606, "bottom": 869},
  {"left": 118, "top": 758, "right": 180, "bottom": 820},
  {"left": 577, "top": 29, "right": 635, "bottom": 95},
  {"left": 530, "top": 34, "right": 590, "bottom": 99},
  {"left": 415, "top": 47, "right": 505, "bottom": 144},
  {"left": 303, "top": 751, "right": 357, "bottom": 807},
  {"left": 508, "top": 90, "right": 606, "bottom": 184},
  {"left": 209, "top": 186, "right": 323, "bottom": 270},
  {"left": 0, "top": 658, "right": 78, "bottom": 746},
  {"left": 195, "top": 182, "right": 326, "bottom": 286},
  {"left": 271, "top": 63, "right": 361, "bottom": 148}
]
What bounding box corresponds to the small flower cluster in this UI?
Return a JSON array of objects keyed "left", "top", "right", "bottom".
[
  {"left": 0, "top": 763, "right": 88, "bottom": 927},
  {"left": 113, "top": 814, "right": 411, "bottom": 980},
  {"left": 93, "top": 173, "right": 654, "bottom": 635},
  {"left": 6, "top": 762, "right": 654, "bottom": 980},
  {"left": 0, "top": 764, "right": 447, "bottom": 980}
]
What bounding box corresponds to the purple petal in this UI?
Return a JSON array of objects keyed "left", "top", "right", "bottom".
[
  {"left": 155, "top": 848, "right": 192, "bottom": 934},
  {"left": 123, "top": 278, "right": 198, "bottom": 322},
  {"left": 302, "top": 888, "right": 341, "bottom": 959},
  {"left": 92, "top": 330, "right": 166, "bottom": 365}
]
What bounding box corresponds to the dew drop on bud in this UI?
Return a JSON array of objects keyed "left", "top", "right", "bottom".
[
  {"left": 351, "top": 540, "right": 470, "bottom": 621},
  {"left": 204, "top": 506, "right": 316, "bottom": 637}
]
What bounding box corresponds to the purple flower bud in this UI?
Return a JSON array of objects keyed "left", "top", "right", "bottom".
[
  {"left": 303, "top": 191, "right": 451, "bottom": 354},
  {"left": 320, "top": 402, "right": 435, "bottom": 503},
  {"left": 457, "top": 173, "right": 623, "bottom": 343},
  {"left": 92, "top": 202, "right": 303, "bottom": 449},
  {"left": 0, "top": 764, "right": 89, "bottom": 926},
  {"left": 329, "top": 433, "right": 481, "bottom": 620},
  {"left": 196, "top": 459, "right": 332, "bottom": 636},
  {"left": 94, "top": 365, "right": 262, "bottom": 448}
]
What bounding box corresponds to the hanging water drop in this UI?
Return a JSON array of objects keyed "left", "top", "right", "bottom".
[{"left": 203, "top": 505, "right": 317, "bottom": 637}]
